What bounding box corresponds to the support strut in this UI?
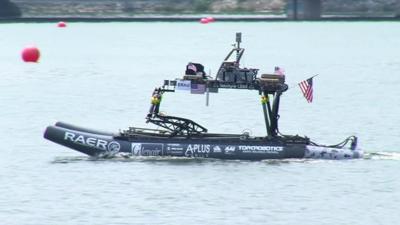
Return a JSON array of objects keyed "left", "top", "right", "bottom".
[
  {"left": 261, "top": 95, "right": 271, "bottom": 137},
  {"left": 261, "top": 90, "right": 282, "bottom": 137}
]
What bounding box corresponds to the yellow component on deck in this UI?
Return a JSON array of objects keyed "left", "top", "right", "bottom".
[
  {"left": 261, "top": 95, "right": 268, "bottom": 104},
  {"left": 151, "top": 96, "right": 160, "bottom": 105}
]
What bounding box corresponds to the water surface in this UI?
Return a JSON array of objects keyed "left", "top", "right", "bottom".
[{"left": 0, "top": 22, "right": 399, "bottom": 224}]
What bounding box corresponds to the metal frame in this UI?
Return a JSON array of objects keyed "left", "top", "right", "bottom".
[
  {"left": 147, "top": 115, "right": 208, "bottom": 137},
  {"left": 143, "top": 32, "right": 289, "bottom": 138}
]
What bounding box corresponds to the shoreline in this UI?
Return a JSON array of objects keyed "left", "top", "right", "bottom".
[{"left": 1, "top": 15, "right": 399, "bottom": 23}]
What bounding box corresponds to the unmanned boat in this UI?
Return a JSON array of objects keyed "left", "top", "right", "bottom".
[{"left": 44, "top": 33, "right": 362, "bottom": 160}]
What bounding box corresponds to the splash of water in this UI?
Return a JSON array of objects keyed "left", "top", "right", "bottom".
[{"left": 364, "top": 152, "right": 400, "bottom": 160}]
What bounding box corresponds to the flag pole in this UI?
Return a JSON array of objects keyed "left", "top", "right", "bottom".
[
  {"left": 206, "top": 69, "right": 212, "bottom": 106},
  {"left": 206, "top": 86, "right": 210, "bottom": 106}
]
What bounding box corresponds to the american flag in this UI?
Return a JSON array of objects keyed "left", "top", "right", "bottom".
[{"left": 298, "top": 77, "right": 313, "bottom": 103}]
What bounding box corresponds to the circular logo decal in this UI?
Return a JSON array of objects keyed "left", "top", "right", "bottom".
[{"left": 107, "top": 141, "right": 121, "bottom": 153}]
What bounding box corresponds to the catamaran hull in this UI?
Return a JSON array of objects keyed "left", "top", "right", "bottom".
[{"left": 44, "top": 123, "right": 363, "bottom": 160}]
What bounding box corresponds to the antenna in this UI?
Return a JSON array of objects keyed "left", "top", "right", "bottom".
[
  {"left": 235, "top": 32, "right": 242, "bottom": 63},
  {"left": 236, "top": 32, "right": 242, "bottom": 49}
]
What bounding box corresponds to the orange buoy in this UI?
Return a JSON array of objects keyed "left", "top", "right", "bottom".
[
  {"left": 22, "top": 46, "right": 40, "bottom": 63},
  {"left": 206, "top": 17, "right": 215, "bottom": 22},
  {"left": 200, "top": 18, "right": 209, "bottom": 24},
  {"left": 57, "top": 21, "right": 67, "bottom": 28}
]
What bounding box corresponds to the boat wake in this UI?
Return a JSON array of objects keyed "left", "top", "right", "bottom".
[
  {"left": 363, "top": 151, "right": 400, "bottom": 160},
  {"left": 51, "top": 154, "right": 220, "bottom": 164},
  {"left": 51, "top": 151, "right": 400, "bottom": 164}
]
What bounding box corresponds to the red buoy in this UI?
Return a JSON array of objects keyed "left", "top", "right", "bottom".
[
  {"left": 22, "top": 46, "right": 40, "bottom": 63},
  {"left": 200, "top": 18, "right": 209, "bottom": 24},
  {"left": 57, "top": 21, "right": 67, "bottom": 28},
  {"left": 206, "top": 16, "right": 215, "bottom": 22}
]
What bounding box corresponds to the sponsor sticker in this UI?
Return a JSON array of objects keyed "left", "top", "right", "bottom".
[
  {"left": 131, "top": 143, "right": 142, "bottom": 155},
  {"left": 64, "top": 131, "right": 109, "bottom": 151},
  {"left": 213, "top": 145, "right": 222, "bottom": 153},
  {"left": 176, "top": 80, "right": 191, "bottom": 91},
  {"left": 224, "top": 146, "right": 236, "bottom": 154},
  {"left": 185, "top": 144, "right": 210, "bottom": 157},
  {"left": 166, "top": 143, "right": 185, "bottom": 156},
  {"left": 107, "top": 141, "right": 120, "bottom": 153},
  {"left": 238, "top": 145, "right": 283, "bottom": 154},
  {"left": 130, "top": 143, "right": 164, "bottom": 156}
]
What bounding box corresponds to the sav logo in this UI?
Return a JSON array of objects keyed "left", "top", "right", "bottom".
[{"left": 107, "top": 141, "right": 120, "bottom": 153}]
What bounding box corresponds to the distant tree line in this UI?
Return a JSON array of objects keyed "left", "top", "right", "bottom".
[
  {"left": 323, "top": 0, "right": 399, "bottom": 15},
  {"left": 0, "top": 0, "right": 21, "bottom": 17}
]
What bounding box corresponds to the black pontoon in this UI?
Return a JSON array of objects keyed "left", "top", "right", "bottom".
[{"left": 44, "top": 33, "right": 362, "bottom": 160}]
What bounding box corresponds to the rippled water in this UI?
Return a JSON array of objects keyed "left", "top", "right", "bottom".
[{"left": 1, "top": 22, "right": 400, "bottom": 224}]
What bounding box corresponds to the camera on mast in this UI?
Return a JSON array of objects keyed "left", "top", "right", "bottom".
[{"left": 236, "top": 32, "right": 242, "bottom": 48}]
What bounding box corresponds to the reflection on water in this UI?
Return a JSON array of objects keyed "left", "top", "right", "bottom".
[
  {"left": 51, "top": 155, "right": 220, "bottom": 164},
  {"left": 51, "top": 151, "right": 400, "bottom": 164}
]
